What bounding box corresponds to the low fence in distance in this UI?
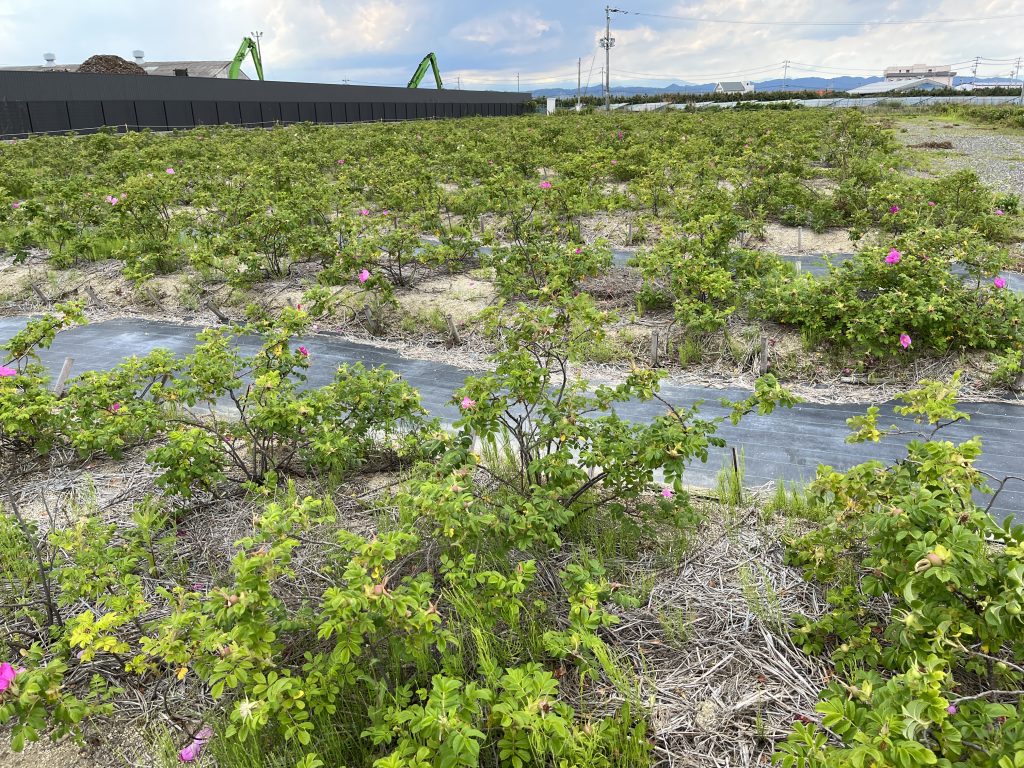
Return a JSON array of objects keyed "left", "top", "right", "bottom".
[{"left": 0, "top": 70, "right": 532, "bottom": 138}]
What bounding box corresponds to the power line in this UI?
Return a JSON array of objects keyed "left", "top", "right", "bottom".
[
  {"left": 616, "top": 63, "right": 784, "bottom": 80},
  {"left": 614, "top": 7, "right": 1024, "bottom": 27}
]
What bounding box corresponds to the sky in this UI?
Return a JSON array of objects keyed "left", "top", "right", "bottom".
[{"left": 1, "top": 1, "right": 1022, "bottom": 89}]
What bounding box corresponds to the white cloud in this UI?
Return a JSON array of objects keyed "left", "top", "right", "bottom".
[{"left": 451, "top": 11, "right": 561, "bottom": 54}]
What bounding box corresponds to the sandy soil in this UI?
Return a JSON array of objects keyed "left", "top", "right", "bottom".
[
  {"left": 0, "top": 739, "right": 103, "bottom": 768},
  {"left": 745, "top": 223, "right": 858, "bottom": 255}
]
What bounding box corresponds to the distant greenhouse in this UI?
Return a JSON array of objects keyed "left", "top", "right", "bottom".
[{"left": 847, "top": 78, "right": 950, "bottom": 95}]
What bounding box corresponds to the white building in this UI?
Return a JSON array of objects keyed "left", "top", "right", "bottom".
[
  {"left": 883, "top": 64, "right": 956, "bottom": 88},
  {"left": 714, "top": 81, "right": 755, "bottom": 94}
]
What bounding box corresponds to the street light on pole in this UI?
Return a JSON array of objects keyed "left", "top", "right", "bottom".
[
  {"left": 600, "top": 6, "right": 620, "bottom": 111},
  {"left": 250, "top": 31, "right": 264, "bottom": 76}
]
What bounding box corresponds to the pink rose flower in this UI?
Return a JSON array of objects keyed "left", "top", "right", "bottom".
[
  {"left": 460, "top": 396, "right": 476, "bottom": 410},
  {"left": 899, "top": 333, "right": 912, "bottom": 350},
  {"left": 994, "top": 276, "right": 1007, "bottom": 289},
  {"left": 0, "top": 662, "right": 19, "bottom": 692}
]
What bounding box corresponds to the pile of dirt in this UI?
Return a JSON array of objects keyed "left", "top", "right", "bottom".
[{"left": 77, "top": 55, "right": 146, "bottom": 75}]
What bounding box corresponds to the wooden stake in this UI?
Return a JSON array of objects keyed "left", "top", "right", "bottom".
[
  {"left": 31, "top": 283, "right": 48, "bottom": 303},
  {"left": 145, "top": 286, "right": 165, "bottom": 311},
  {"left": 731, "top": 446, "right": 743, "bottom": 505},
  {"left": 445, "top": 314, "right": 462, "bottom": 346},
  {"left": 627, "top": 221, "right": 633, "bottom": 246},
  {"left": 84, "top": 284, "right": 104, "bottom": 307},
  {"left": 205, "top": 300, "right": 230, "bottom": 324},
  {"left": 797, "top": 226, "right": 803, "bottom": 253},
  {"left": 650, "top": 330, "right": 660, "bottom": 367},
  {"left": 757, "top": 335, "right": 769, "bottom": 375},
  {"left": 52, "top": 357, "right": 74, "bottom": 396}
]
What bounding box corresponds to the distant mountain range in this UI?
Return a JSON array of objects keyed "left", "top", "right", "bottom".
[{"left": 532, "top": 75, "right": 1016, "bottom": 98}]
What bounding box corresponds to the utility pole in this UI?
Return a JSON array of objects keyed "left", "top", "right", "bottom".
[
  {"left": 577, "top": 57, "right": 582, "bottom": 111},
  {"left": 601, "top": 6, "right": 620, "bottom": 111},
  {"left": 971, "top": 55, "right": 980, "bottom": 85},
  {"left": 516, "top": 72, "right": 520, "bottom": 92},
  {"left": 250, "top": 31, "right": 264, "bottom": 75},
  {"left": 782, "top": 59, "right": 789, "bottom": 91}
]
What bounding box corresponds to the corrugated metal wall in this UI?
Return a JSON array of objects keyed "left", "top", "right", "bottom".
[{"left": 0, "top": 70, "right": 531, "bottom": 137}]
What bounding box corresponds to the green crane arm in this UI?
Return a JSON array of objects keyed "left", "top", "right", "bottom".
[
  {"left": 407, "top": 52, "right": 443, "bottom": 89},
  {"left": 228, "top": 36, "right": 264, "bottom": 81}
]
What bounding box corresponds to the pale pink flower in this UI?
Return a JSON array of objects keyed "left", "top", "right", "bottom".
[
  {"left": 10, "top": 201, "right": 20, "bottom": 210},
  {"left": 610, "top": 159, "right": 618, "bottom": 165},
  {"left": 357, "top": 268, "right": 370, "bottom": 283},
  {"left": 994, "top": 276, "right": 1007, "bottom": 289},
  {"left": 382, "top": 209, "right": 390, "bottom": 216},
  {"left": 928, "top": 201, "right": 936, "bottom": 206},
  {"left": 995, "top": 209, "right": 1005, "bottom": 216},
  {"left": 166, "top": 167, "right": 175, "bottom": 175},
  {"left": 359, "top": 208, "right": 370, "bottom": 216},
  {"left": 574, "top": 247, "right": 583, "bottom": 254},
  {"left": 661, "top": 487, "right": 673, "bottom": 499},
  {"left": 0, "top": 366, "right": 16, "bottom": 378},
  {"left": 539, "top": 181, "right": 552, "bottom": 189},
  {"left": 899, "top": 333, "right": 912, "bottom": 350},
  {"left": 337, "top": 159, "right": 345, "bottom": 165},
  {"left": 885, "top": 248, "right": 901, "bottom": 265},
  {"left": 460, "top": 396, "right": 476, "bottom": 410}
]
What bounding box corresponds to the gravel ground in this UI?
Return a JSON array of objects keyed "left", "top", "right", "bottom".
[{"left": 893, "top": 118, "right": 1024, "bottom": 198}]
